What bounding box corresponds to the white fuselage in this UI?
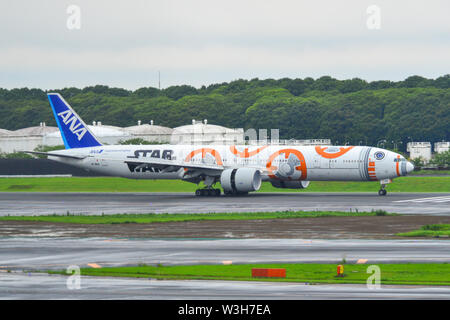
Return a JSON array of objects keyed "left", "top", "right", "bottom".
[{"left": 49, "top": 144, "right": 411, "bottom": 183}]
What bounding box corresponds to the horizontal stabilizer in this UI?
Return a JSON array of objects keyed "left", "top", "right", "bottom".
[{"left": 23, "top": 151, "right": 86, "bottom": 160}]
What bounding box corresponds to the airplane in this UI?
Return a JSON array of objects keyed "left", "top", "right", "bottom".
[{"left": 26, "top": 93, "right": 414, "bottom": 197}]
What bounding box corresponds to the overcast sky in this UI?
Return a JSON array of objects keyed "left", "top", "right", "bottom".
[{"left": 0, "top": 0, "right": 449, "bottom": 89}]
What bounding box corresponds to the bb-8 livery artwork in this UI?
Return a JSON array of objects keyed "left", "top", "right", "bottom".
[
  {"left": 34, "top": 93, "right": 415, "bottom": 198},
  {"left": 266, "top": 149, "right": 307, "bottom": 180}
]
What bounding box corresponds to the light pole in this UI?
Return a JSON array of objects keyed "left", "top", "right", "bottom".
[
  {"left": 393, "top": 140, "right": 403, "bottom": 152},
  {"left": 406, "top": 137, "right": 413, "bottom": 153},
  {"left": 377, "top": 139, "right": 386, "bottom": 148}
]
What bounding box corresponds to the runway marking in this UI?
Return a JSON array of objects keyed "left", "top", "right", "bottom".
[
  {"left": 394, "top": 196, "right": 450, "bottom": 203},
  {"left": 356, "top": 259, "right": 368, "bottom": 264}
]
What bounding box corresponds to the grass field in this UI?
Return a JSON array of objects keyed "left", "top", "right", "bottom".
[
  {"left": 410, "top": 170, "right": 450, "bottom": 176},
  {"left": 52, "top": 263, "right": 450, "bottom": 286},
  {"left": 0, "top": 176, "right": 449, "bottom": 193},
  {"left": 397, "top": 224, "right": 450, "bottom": 238},
  {"left": 0, "top": 210, "right": 391, "bottom": 224}
]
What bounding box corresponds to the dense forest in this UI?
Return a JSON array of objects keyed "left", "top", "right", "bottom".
[{"left": 0, "top": 75, "right": 448, "bottom": 151}]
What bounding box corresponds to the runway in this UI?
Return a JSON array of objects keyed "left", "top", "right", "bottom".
[
  {"left": 2, "top": 238, "right": 450, "bottom": 270},
  {"left": 1, "top": 192, "right": 449, "bottom": 299},
  {"left": 0, "top": 192, "right": 449, "bottom": 216},
  {"left": 2, "top": 237, "right": 450, "bottom": 299},
  {"left": 2, "top": 273, "right": 450, "bottom": 299}
]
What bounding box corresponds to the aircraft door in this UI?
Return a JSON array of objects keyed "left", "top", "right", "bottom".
[{"left": 314, "top": 155, "right": 330, "bottom": 169}]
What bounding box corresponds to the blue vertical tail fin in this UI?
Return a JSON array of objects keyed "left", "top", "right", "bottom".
[{"left": 47, "top": 93, "right": 102, "bottom": 149}]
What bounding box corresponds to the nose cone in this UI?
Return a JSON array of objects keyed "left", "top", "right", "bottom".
[{"left": 406, "top": 161, "right": 414, "bottom": 174}]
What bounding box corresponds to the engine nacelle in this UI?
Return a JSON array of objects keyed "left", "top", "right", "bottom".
[
  {"left": 220, "top": 168, "right": 262, "bottom": 194},
  {"left": 270, "top": 180, "right": 310, "bottom": 189}
]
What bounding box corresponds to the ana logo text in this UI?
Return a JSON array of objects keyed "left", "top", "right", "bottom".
[{"left": 57, "top": 110, "right": 87, "bottom": 141}]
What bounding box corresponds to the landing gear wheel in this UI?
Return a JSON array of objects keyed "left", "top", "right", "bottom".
[
  {"left": 378, "top": 180, "right": 391, "bottom": 196},
  {"left": 195, "top": 188, "right": 221, "bottom": 197},
  {"left": 223, "top": 190, "right": 248, "bottom": 196}
]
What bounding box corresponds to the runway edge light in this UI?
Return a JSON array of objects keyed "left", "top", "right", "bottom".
[{"left": 337, "top": 265, "right": 344, "bottom": 277}]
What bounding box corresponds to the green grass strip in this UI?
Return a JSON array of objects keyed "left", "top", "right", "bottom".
[
  {"left": 0, "top": 210, "right": 392, "bottom": 224},
  {"left": 51, "top": 263, "right": 450, "bottom": 286},
  {"left": 410, "top": 170, "right": 450, "bottom": 176},
  {"left": 0, "top": 176, "right": 449, "bottom": 193},
  {"left": 397, "top": 224, "right": 450, "bottom": 238}
]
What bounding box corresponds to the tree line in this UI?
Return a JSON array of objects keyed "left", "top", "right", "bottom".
[{"left": 0, "top": 75, "right": 448, "bottom": 151}]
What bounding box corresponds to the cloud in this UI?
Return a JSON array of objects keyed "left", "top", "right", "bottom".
[
  {"left": 0, "top": 0, "right": 448, "bottom": 88},
  {"left": 1, "top": 42, "right": 448, "bottom": 71}
]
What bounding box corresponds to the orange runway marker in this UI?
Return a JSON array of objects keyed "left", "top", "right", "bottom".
[{"left": 87, "top": 263, "right": 102, "bottom": 268}]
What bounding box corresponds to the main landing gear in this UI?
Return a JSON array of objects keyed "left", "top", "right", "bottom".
[
  {"left": 223, "top": 190, "right": 248, "bottom": 196},
  {"left": 195, "top": 188, "right": 221, "bottom": 197}
]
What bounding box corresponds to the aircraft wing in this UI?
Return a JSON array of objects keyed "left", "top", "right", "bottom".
[{"left": 124, "top": 158, "right": 224, "bottom": 175}]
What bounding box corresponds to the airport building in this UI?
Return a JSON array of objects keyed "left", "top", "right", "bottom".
[
  {"left": 0, "top": 129, "right": 12, "bottom": 136},
  {"left": 0, "top": 120, "right": 245, "bottom": 152},
  {"left": 123, "top": 121, "right": 173, "bottom": 143},
  {"left": 1, "top": 118, "right": 335, "bottom": 153},
  {"left": 0, "top": 122, "right": 132, "bottom": 153},
  {"left": 170, "top": 120, "right": 245, "bottom": 145},
  {"left": 0, "top": 134, "right": 48, "bottom": 154},
  {"left": 407, "top": 142, "right": 432, "bottom": 163},
  {"left": 44, "top": 122, "right": 133, "bottom": 146},
  {"left": 434, "top": 141, "right": 450, "bottom": 154},
  {"left": 247, "top": 138, "right": 331, "bottom": 146},
  {"left": 0, "top": 123, "right": 59, "bottom": 154}
]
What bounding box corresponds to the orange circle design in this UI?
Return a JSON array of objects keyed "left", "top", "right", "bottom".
[
  {"left": 266, "top": 149, "right": 307, "bottom": 180},
  {"left": 230, "top": 145, "right": 268, "bottom": 158},
  {"left": 185, "top": 148, "right": 223, "bottom": 165},
  {"left": 315, "top": 146, "right": 354, "bottom": 159}
]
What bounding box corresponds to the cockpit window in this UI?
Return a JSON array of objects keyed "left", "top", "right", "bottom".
[{"left": 394, "top": 158, "right": 406, "bottom": 162}]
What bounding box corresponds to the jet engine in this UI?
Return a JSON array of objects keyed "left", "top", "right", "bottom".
[
  {"left": 270, "top": 180, "right": 310, "bottom": 189},
  {"left": 220, "top": 168, "right": 262, "bottom": 194}
]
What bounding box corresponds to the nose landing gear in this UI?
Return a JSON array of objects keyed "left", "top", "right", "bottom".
[
  {"left": 378, "top": 179, "right": 391, "bottom": 196},
  {"left": 378, "top": 187, "right": 387, "bottom": 196}
]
